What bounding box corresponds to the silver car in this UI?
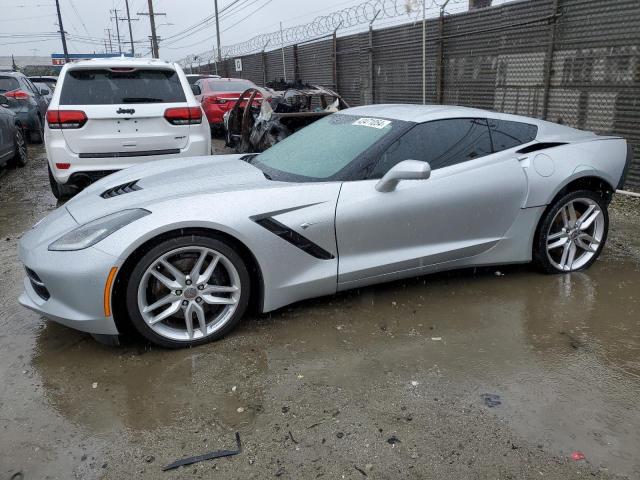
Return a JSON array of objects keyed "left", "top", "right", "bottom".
[{"left": 18, "top": 105, "right": 632, "bottom": 348}]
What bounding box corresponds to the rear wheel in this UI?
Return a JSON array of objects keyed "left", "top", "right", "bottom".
[
  {"left": 29, "top": 115, "right": 43, "bottom": 144},
  {"left": 533, "top": 190, "right": 608, "bottom": 273},
  {"left": 9, "top": 126, "right": 27, "bottom": 167},
  {"left": 48, "top": 165, "right": 75, "bottom": 201},
  {"left": 125, "top": 235, "right": 251, "bottom": 348}
]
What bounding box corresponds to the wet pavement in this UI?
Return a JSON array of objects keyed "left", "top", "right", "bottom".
[{"left": 1, "top": 143, "right": 639, "bottom": 479}]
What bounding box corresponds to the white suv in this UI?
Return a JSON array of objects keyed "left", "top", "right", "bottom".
[{"left": 45, "top": 58, "right": 211, "bottom": 199}]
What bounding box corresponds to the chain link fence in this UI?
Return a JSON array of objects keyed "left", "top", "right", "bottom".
[{"left": 192, "top": 0, "right": 640, "bottom": 189}]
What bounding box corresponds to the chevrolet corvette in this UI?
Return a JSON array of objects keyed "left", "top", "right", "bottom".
[{"left": 18, "top": 105, "right": 632, "bottom": 348}]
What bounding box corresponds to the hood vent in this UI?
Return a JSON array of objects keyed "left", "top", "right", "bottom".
[{"left": 101, "top": 180, "right": 142, "bottom": 199}]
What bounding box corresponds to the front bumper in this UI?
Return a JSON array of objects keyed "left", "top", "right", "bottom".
[{"left": 18, "top": 210, "right": 121, "bottom": 335}]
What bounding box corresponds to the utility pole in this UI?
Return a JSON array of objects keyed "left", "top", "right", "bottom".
[
  {"left": 280, "top": 21, "right": 287, "bottom": 82},
  {"left": 138, "top": 0, "right": 166, "bottom": 58},
  {"left": 105, "top": 28, "right": 113, "bottom": 54},
  {"left": 124, "top": 0, "right": 136, "bottom": 56},
  {"left": 110, "top": 9, "right": 123, "bottom": 55},
  {"left": 214, "top": 0, "right": 222, "bottom": 62},
  {"left": 54, "top": 0, "right": 69, "bottom": 62}
]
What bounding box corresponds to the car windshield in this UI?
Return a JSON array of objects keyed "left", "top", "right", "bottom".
[
  {"left": 59, "top": 68, "right": 186, "bottom": 105},
  {"left": 209, "top": 80, "right": 254, "bottom": 92},
  {"left": 251, "top": 113, "right": 405, "bottom": 181}
]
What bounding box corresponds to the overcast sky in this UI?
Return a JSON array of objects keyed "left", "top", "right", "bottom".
[{"left": 0, "top": 0, "right": 514, "bottom": 62}]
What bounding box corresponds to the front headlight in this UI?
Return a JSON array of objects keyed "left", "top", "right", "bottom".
[{"left": 48, "top": 209, "right": 150, "bottom": 251}]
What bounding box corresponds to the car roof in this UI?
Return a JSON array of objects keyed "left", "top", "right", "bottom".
[
  {"left": 341, "top": 104, "right": 513, "bottom": 123},
  {"left": 0, "top": 71, "right": 26, "bottom": 77},
  {"left": 206, "top": 77, "right": 253, "bottom": 82},
  {"left": 63, "top": 57, "right": 176, "bottom": 70},
  {"left": 339, "top": 104, "right": 595, "bottom": 141}
]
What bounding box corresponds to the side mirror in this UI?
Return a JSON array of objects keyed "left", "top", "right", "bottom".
[
  {"left": 375, "top": 160, "right": 431, "bottom": 192},
  {"left": 0, "top": 94, "right": 9, "bottom": 108},
  {"left": 191, "top": 84, "right": 201, "bottom": 96},
  {"left": 40, "top": 88, "right": 50, "bottom": 95}
]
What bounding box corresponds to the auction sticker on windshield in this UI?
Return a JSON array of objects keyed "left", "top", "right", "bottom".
[{"left": 352, "top": 117, "right": 391, "bottom": 129}]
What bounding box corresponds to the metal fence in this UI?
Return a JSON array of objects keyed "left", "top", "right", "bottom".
[{"left": 194, "top": 0, "right": 640, "bottom": 189}]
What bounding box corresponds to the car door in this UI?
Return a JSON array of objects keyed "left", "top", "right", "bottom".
[
  {"left": 0, "top": 103, "right": 12, "bottom": 161},
  {"left": 335, "top": 118, "right": 528, "bottom": 287},
  {"left": 23, "top": 77, "right": 48, "bottom": 114}
]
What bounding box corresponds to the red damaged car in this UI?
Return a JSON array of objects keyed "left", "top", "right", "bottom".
[{"left": 194, "top": 78, "right": 260, "bottom": 131}]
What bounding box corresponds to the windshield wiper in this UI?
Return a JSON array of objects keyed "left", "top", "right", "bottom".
[{"left": 121, "top": 97, "right": 164, "bottom": 103}]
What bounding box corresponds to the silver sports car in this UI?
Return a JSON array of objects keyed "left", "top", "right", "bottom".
[{"left": 19, "top": 105, "right": 632, "bottom": 348}]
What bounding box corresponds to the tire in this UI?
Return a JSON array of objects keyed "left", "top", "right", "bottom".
[
  {"left": 9, "top": 126, "right": 28, "bottom": 167},
  {"left": 533, "top": 190, "right": 609, "bottom": 274},
  {"left": 125, "top": 235, "right": 251, "bottom": 348},
  {"left": 48, "top": 165, "right": 75, "bottom": 201},
  {"left": 29, "top": 115, "right": 43, "bottom": 144}
]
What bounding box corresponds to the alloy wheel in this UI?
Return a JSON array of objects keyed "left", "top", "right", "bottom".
[
  {"left": 137, "top": 246, "right": 241, "bottom": 341},
  {"left": 546, "top": 197, "right": 605, "bottom": 272},
  {"left": 15, "top": 129, "right": 27, "bottom": 165}
]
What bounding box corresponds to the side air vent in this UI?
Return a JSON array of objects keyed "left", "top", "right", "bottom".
[
  {"left": 253, "top": 217, "right": 334, "bottom": 260},
  {"left": 101, "top": 180, "right": 142, "bottom": 199},
  {"left": 516, "top": 142, "right": 567, "bottom": 154}
]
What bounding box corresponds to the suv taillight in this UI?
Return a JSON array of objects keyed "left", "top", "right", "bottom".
[
  {"left": 4, "top": 89, "right": 30, "bottom": 100},
  {"left": 164, "top": 107, "right": 203, "bottom": 125},
  {"left": 46, "top": 110, "right": 88, "bottom": 129}
]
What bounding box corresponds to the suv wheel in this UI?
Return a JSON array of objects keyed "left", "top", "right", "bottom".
[
  {"left": 48, "top": 166, "right": 75, "bottom": 201},
  {"left": 9, "top": 127, "right": 28, "bottom": 167}
]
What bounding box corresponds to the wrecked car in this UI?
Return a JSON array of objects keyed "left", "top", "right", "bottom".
[{"left": 223, "top": 81, "right": 349, "bottom": 153}]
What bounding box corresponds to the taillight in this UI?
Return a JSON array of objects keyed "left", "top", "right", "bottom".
[
  {"left": 4, "top": 89, "right": 30, "bottom": 100},
  {"left": 46, "top": 110, "right": 87, "bottom": 129},
  {"left": 164, "top": 107, "right": 202, "bottom": 125},
  {"left": 203, "top": 96, "right": 223, "bottom": 105}
]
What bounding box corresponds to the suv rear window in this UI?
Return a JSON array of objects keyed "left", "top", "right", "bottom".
[
  {"left": 59, "top": 69, "right": 186, "bottom": 105},
  {"left": 208, "top": 80, "right": 254, "bottom": 92},
  {"left": 0, "top": 77, "right": 19, "bottom": 93}
]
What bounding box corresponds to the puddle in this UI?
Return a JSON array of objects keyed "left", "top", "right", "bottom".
[{"left": 1, "top": 144, "right": 639, "bottom": 478}]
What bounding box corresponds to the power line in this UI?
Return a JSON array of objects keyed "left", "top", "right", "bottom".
[
  {"left": 68, "top": 0, "right": 92, "bottom": 37},
  {"left": 221, "top": 0, "right": 274, "bottom": 33}
]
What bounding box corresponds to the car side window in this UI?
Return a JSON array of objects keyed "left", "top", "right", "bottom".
[
  {"left": 22, "top": 78, "right": 38, "bottom": 94},
  {"left": 488, "top": 119, "right": 538, "bottom": 152},
  {"left": 371, "top": 118, "right": 493, "bottom": 178}
]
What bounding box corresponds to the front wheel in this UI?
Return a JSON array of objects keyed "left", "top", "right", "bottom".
[
  {"left": 533, "top": 190, "right": 609, "bottom": 274},
  {"left": 125, "top": 235, "right": 251, "bottom": 348}
]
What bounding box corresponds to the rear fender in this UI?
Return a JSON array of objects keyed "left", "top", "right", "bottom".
[{"left": 520, "top": 138, "right": 626, "bottom": 208}]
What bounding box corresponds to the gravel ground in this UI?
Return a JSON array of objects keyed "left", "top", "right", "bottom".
[{"left": 0, "top": 143, "right": 639, "bottom": 479}]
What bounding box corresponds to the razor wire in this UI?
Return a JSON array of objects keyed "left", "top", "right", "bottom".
[{"left": 180, "top": 0, "right": 460, "bottom": 65}]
